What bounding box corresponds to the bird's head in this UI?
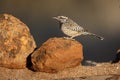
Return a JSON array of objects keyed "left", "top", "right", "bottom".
[{"left": 53, "top": 16, "right": 68, "bottom": 23}]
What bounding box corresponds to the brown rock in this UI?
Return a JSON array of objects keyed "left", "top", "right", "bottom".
[
  {"left": 0, "top": 13, "right": 36, "bottom": 69},
  {"left": 31, "top": 38, "right": 83, "bottom": 73},
  {"left": 112, "top": 49, "right": 120, "bottom": 63}
]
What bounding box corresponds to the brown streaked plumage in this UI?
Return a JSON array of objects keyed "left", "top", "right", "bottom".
[{"left": 53, "top": 16, "right": 104, "bottom": 40}]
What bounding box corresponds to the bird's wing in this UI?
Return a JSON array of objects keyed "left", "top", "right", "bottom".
[
  {"left": 67, "top": 23, "right": 85, "bottom": 32},
  {"left": 64, "top": 19, "right": 86, "bottom": 32}
]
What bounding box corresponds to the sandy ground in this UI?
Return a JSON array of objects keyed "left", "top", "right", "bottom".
[{"left": 0, "top": 62, "right": 120, "bottom": 80}]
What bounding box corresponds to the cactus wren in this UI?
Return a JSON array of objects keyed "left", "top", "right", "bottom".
[{"left": 53, "top": 16, "right": 104, "bottom": 40}]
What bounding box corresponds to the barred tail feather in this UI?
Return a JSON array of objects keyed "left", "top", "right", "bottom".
[
  {"left": 82, "top": 32, "right": 104, "bottom": 40},
  {"left": 89, "top": 32, "right": 104, "bottom": 40}
]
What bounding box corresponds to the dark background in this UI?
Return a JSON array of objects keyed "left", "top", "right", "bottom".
[{"left": 0, "top": 0, "right": 120, "bottom": 62}]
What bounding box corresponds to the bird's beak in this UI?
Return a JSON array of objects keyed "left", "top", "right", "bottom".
[{"left": 53, "top": 17, "right": 58, "bottom": 20}]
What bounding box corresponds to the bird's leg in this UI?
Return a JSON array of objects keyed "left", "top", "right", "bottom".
[
  {"left": 63, "top": 37, "right": 70, "bottom": 39},
  {"left": 70, "top": 36, "right": 76, "bottom": 40},
  {"left": 70, "top": 36, "right": 75, "bottom": 40},
  {"left": 70, "top": 36, "right": 74, "bottom": 39},
  {"left": 63, "top": 36, "right": 75, "bottom": 40}
]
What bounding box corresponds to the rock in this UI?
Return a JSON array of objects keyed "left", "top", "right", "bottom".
[
  {"left": 0, "top": 13, "right": 36, "bottom": 69},
  {"left": 111, "top": 49, "right": 120, "bottom": 64},
  {"left": 31, "top": 38, "right": 83, "bottom": 73}
]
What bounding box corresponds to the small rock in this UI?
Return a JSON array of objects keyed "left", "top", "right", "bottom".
[
  {"left": 83, "top": 60, "right": 98, "bottom": 66},
  {"left": 31, "top": 38, "right": 83, "bottom": 73},
  {"left": 0, "top": 13, "right": 36, "bottom": 69},
  {"left": 106, "top": 75, "right": 120, "bottom": 80},
  {"left": 111, "top": 49, "right": 120, "bottom": 64}
]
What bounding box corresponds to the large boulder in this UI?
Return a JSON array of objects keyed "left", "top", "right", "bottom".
[
  {"left": 31, "top": 38, "right": 83, "bottom": 73},
  {"left": 0, "top": 14, "right": 36, "bottom": 69}
]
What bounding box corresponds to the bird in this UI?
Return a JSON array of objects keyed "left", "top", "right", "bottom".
[{"left": 53, "top": 16, "right": 104, "bottom": 40}]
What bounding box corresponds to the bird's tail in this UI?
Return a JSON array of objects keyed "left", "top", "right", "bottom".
[{"left": 82, "top": 31, "right": 104, "bottom": 40}]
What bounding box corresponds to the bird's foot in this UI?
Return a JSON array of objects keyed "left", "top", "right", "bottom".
[{"left": 63, "top": 37, "right": 75, "bottom": 40}]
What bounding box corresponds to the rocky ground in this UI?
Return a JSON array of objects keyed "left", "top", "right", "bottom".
[{"left": 0, "top": 62, "right": 119, "bottom": 80}]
